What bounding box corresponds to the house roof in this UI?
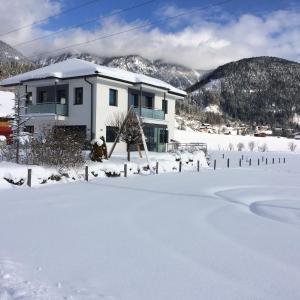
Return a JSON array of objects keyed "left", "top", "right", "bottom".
[{"left": 0, "top": 58, "right": 186, "bottom": 97}]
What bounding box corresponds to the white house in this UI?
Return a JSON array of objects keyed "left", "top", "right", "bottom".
[{"left": 0, "top": 59, "right": 186, "bottom": 152}]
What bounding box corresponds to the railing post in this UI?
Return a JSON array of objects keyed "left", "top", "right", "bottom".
[
  {"left": 124, "top": 163, "right": 127, "bottom": 177},
  {"left": 227, "top": 158, "right": 230, "bottom": 168},
  {"left": 85, "top": 166, "right": 88, "bottom": 181},
  {"left": 222, "top": 153, "right": 225, "bottom": 159},
  {"left": 279, "top": 158, "right": 281, "bottom": 164},
  {"left": 284, "top": 158, "right": 286, "bottom": 164},
  {"left": 27, "top": 169, "right": 32, "bottom": 187},
  {"left": 242, "top": 155, "right": 244, "bottom": 160},
  {"left": 197, "top": 160, "right": 200, "bottom": 172},
  {"left": 214, "top": 159, "right": 216, "bottom": 170},
  {"left": 239, "top": 158, "right": 241, "bottom": 167},
  {"left": 156, "top": 161, "right": 159, "bottom": 174},
  {"left": 258, "top": 159, "right": 260, "bottom": 166},
  {"left": 179, "top": 161, "right": 182, "bottom": 172},
  {"left": 266, "top": 158, "right": 268, "bottom": 165},
  {"left": 272, "top": 158, "right": 274, "bottom": 164},
  {"left": 262, "top": 156, "right": 264, "bottom": 163},
  {"left": 249, "top": 158, "right": 252, "bottom": 166}
]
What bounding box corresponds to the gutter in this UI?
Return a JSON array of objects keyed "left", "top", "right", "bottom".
[{"left": 84, "top": 77, "right": 94, "bottom": 140}]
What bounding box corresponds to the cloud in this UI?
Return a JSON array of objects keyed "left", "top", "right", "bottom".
[{"left": 1, "top": 1, "right": 300, "bottom": 70}]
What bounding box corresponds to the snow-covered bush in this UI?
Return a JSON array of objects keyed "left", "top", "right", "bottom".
[
  {"left": 228, "top": 143, "right": 234, "bottom": 151},
  {"left": 90, "top": 136, "right": 108, "bottom": 162},
  {"left": 237, "top": 142, "right": 245, "bottom": 151},
  {"left": 288, "top": 142, "right": 297, "bottom": 152},
  {"left": 248, "top": 141, "right": 255, "bottom": 151},
  {"left": 258, "top": 143, "right": 268, "bottom": 152}
]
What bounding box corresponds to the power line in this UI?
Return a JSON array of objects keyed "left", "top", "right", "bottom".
[
  {"left": 26, "top": 0, "right": 234, "bottom": 60},
  {"left": 0, "top": 0, "right": 103, "bottom": 37},
  {"left": 13, "top": 0, "right": 156, "bottom": 48}
]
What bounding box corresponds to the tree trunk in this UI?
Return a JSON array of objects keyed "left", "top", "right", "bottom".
[{"left": 136, "top": 144, "right": 143, "bottom": 158}]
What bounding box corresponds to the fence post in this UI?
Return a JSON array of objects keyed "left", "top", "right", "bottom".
[
  {"left": 222, "top": 153, "right": 225, "bottom": 159},
  {"left": 197, "top": 160, "right": 200, "bottom": 172},
  {"left": 284, "top": 157, "right": 286, "bottom": 164},
  {"left": 242, "top": 155, "right": 244, "bottom": 160},
  {"left": 249, "top": 158, "right": 252, "bottom": 166},
  {"left": 124, "top": 163, "right": 127, "bottom": 177},
  {"left": 27, "top": 169, "right": 32, "bottom": 187},
  {"left": 227, "top": 158, "right": 230, "bottom": 168},
  {"left": 239, "top": 158, "right": 241, "bottom": 167},
  {"left": 262, "top": 156, "right": 264, "bottom": 162},
  {"left": 266, "top": 158, "right": 268, "bottom": 165},
  {"left": 258, "top": 159, "right": 260, "bottom": 166},
  {"left": 279, "top": 158, "right": 281, "bottom": 164},
  {"left": 214, "top": 159, "right": 216, "bottom": 170},
  {"left": 85, "top": 166, "right": 88, "bottom": 181},
  {"left": 272, "top": 158, "right": 274, "bottom": 164},
  {"left": 156, "top": 161, "right": 159, "bottom": 174}
]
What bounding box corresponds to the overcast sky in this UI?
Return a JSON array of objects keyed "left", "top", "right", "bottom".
[{"left": 0, "top": 0, "right": 299, "bottom": 69}]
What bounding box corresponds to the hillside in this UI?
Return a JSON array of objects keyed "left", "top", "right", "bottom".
[
  {"left": 0, "top": 41, "right": 35, "bottom": 80},
  {"left": 186, "top": 57, "right": 300, "bottom": 126}
]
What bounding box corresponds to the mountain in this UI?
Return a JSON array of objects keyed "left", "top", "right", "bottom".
[
  {"left": 186, "top": 56, "right": 300, "bottom": 126},
  {"left": 0, "top": 41, "right": 35, "bottom": 81},
  {"left": 36, "top": 53, "right": 204, "bottom": 90}
]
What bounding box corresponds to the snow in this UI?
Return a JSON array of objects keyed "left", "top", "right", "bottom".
[
  {"left": 203, "top": 104, "right": 222, "bottom": 114},
  {"left": 0, "top": 59, "right": 186, "bottom": 96},
  {"left": 90, "top": 138, "right": 103, "bottom": 146},
  {"left": 0, "top": 151, "right": 299, "bottom": 299},
  {"left": 175, "top": 128, "right": 300, "bottom": 152},
  {"left": 0, "top": 91, "right": 14, "bottom": 117}
]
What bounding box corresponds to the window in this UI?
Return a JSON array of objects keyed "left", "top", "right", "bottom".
[
  {"left": 57, "top": 89, "right": 67, "bottom": 104},
  {"left": 109, "top": 89, "right": 118, "bottom": 106},
  {"left": 162, "top": 99, "right": 168, "bottom": 114},
  {"left": 159, "top": 129, "right": 169, "bottom": 144},
  {"left": 129, "top": 93, "right": 139, "bottom": 108},
  {"left": 26, "top": 92, "right": 32, "bottom": 106},
  {"left": 24, "top": 126, "right": 34, "bottom": 134},
  {"left": 39, "top": 91, "right": 47, "bottom": 103},
  {"left": 106, "top": 126, "right": 118, "bottom": 143},
  {"left": 74, "top": 87, "right": 83, "bottom": 105},
  {"left": 143, "top": 95, "right": 153, "bottom": 109}
]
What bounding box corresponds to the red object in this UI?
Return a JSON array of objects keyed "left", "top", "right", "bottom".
[{"left": 0, "top": 126, "right": 13, "bottom": 144}]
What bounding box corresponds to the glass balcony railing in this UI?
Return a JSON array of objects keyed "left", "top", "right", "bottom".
[
  {"left": 134, "top": 107, "right": 165, "bottom": 120},
  {"left": 26, "top": 103, "right": 68, "bottom": 116}
]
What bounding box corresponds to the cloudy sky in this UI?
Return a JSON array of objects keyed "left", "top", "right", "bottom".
[{"left": 0, "top": 0, "right": 299, "bottom": 69}]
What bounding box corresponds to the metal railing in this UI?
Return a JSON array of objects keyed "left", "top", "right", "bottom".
[
  {"left": 26, "top": 103, "right": 68, "bottom": 116},
  {"left": 134, "top": 107, "right": 165, "bottom": 120},
  {"left": 167, "top": 142, "right": 207, "bottom": 155}
]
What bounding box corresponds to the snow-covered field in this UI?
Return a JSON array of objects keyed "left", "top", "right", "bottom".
[
  {"left": 0, "top": 150, "right": 300, "bottom": 299},
  {"left": 175, "top": 128, "right": 300, "bottom": 152}
]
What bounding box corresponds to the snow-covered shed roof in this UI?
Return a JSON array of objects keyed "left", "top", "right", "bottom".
[
  {"left": 0, "top": 91, "right": 14, "bottom": 118},
  {"left": 0, "top": 58, "right": 186, "bottom": 97}
]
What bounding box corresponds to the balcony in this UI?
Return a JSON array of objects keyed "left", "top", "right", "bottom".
[
  {"left": 134, "top": 107, "right": 165, "bottom": 120},
  {"left": 26, "top": 103, "right": 68, "bottom": 116}
]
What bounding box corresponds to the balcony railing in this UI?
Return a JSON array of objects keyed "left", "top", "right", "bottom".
[
  {"left": 26, "top": 103, "right": 68, "bottom": 116},
  {"left": 134, "top": 107, "right": 165, "bottom": 120}
]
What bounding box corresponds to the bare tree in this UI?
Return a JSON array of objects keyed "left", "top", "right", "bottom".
[
  {"left": 248, "top": 141, "right": 255, "bottom": 151},
  {"left": 107, "top": 110, "right": 143, "bottom": 161},
  {"left": 288, "top": 141, "right": 297, "bottom": 152},
  {"left": 237, "top": 142, "right": 245, "bottom": 151}
]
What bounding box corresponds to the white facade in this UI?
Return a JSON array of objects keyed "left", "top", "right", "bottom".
[{"left": 1, "top": 59, "right": 186, "bottom": 152}]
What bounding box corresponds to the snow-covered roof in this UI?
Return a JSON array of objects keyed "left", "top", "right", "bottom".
[
  {"left": 0, "top": 91, "right": 14, "bottom": 118},
  {"left": 0, "top": 58, "right": 186, "bottom": 97}
]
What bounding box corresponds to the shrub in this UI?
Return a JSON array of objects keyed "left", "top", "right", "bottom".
[
  {"left": 248, "top": 141, "right": 255, "bottom": 151},
  {"left": 228, "top": 143, "right": 234, "bottom": 151},
  {"left": 288, "top": 142, "right": 297, "bottom": 152},
  {"left": 237, "top": 142, "right": 245, "bottom": 151}
]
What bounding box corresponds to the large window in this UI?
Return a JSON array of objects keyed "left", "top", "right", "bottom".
[
  {"left": 57, "top": 89, "right": 67, "bottom": 104},
  {"left": 74, "top": 87, "right": 83, "bottom": 105},
  {"left": 109, "top": 89, "right": 118, "bottom": 106},
  {"left": 129, "top": 93, "right": 139, "bottom": 108},
  {"left": 159, "top": 129, "right": 169, "bottom": 143},
  {"left": 106, "top": 126, "right": 118, "bottom": 143},
  {"left": 162, "top": 99, "right": 168, "bottom": 114},
  {"left": 143, "top": 95, "right": 153, "bottom": 109},
  {"left": 26, "top": 92, "right": 32, "bottom": 106},
  {"left": 39, "top": 91, "right": 47, "bottom": 103}
]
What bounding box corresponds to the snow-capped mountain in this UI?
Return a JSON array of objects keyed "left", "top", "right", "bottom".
[{"left": 36, "top": 53, "right": 205, "bottom": 90}]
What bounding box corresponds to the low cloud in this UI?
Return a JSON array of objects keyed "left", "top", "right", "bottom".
[{"left": 1, "top": 1, "right": 300, "bottom": 70}]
